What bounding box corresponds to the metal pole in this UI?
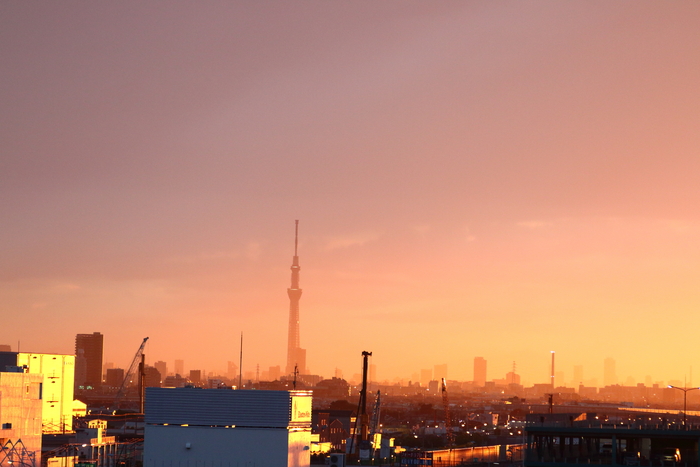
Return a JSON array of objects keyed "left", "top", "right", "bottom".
[
  {"left": 551, "top": 351, "right": 555, "bottom": 390},
  {"left": 239, "top": 333, "right": 243, "bottom": 389},
  {"left": 668, "top": 386, "right": 699, "bottom": 430}
]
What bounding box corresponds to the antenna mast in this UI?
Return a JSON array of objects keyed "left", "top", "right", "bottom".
[{"left": 294, "top": 219, "right": 299, "bottom": 256}]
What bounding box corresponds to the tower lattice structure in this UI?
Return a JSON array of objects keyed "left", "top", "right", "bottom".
[{"left": 285, "top": 220, "right": 306, "bottom": 375}]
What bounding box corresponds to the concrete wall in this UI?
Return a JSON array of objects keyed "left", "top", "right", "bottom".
[{"left": 0, "top": 371, "right": 43, "bottom": 463}]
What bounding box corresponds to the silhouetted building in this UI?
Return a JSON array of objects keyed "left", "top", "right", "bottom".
[
  {"left": 106, "top": 368, "right": 125, "bottom": 388},
  {"left": 474, "top": 357, "right": 487, "bottom": 386},
  {"left": 163, "top": 374, "right": 187, "bottom": 388},
  {"left": 314, "top": 410, "right": 354, "bottom": 453},
  {"left": 144, "top": 366, "right": 161, "bottom": 388},
  {"left": 189, "top": 369, "right": 201, "bottom": 384},
  {"left": 75, "top": 332, "right": 103, "bottom": 388},
  {"left": 0, "top": 344, "right": 11, "bottom": 352},
  {"left": 286, "top": 220, "right": 307, "bottom": 375},
  {"left": 313, "top": 378, "right": 350, "bottom": 399},
  {"left": 154, "top": 361, "right": 167, "bottom": 378},
  {"left": 604, "top": 357, "right": 617, "bottom": 386},
  {"left": 428, "top": 380, "right": 439, "bottom": 393}
]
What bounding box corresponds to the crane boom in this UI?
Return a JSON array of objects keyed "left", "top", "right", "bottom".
[{"left": 113, "top": 337, "right": 149, "bottom": 411}]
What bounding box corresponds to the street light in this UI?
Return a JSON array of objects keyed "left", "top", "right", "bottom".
[{"left": 667, "top": 385, "right": 700, "bottom": 429}]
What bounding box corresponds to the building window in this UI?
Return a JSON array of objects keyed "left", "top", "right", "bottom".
[{"left": 2, "top": 423, "right": 12, "bottom": 429}]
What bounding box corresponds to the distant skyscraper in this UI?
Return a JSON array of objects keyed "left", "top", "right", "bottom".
[
  {"left": 573, "top": 365, "right": 584, "bottom": 385},
  {"left": 154, "top": 361, "right": 167, "bottom": 378},
  {"left": 75, "top": 332, "right": 103, "bottom": 388},
  {"left": 604, "top": 357, "right": 617, "bottom": 386},
  {"left": 174, "top": 359, "right": 184, "bottom": 376},
  {"left": 285, "top": 220, "right": 307, "bottom": 375},
  {"left": 474, "top": 357, "right": 487, "bottom": 386},
  {"left": 144, "top": 366, "right": 162, "bottom": 388}
]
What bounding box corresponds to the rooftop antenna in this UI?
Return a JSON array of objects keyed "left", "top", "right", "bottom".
[
  {"left": 293, "top": 364, "right": 299, "bottom": 390},
  {"left": 238, "top": 333, "right": 243, "bottom": 389}
]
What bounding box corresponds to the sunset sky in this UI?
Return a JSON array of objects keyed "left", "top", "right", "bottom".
[{"left": 2, "top": 2, "right": 700, "bottom": 387}]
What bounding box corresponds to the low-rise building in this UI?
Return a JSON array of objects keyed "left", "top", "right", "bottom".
[{"left": 143, "top": 388, "right": 312, "bottom": 467}]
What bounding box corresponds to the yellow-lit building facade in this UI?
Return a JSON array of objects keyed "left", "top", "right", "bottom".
[{"left": 17, "top": 353, "right": 75, "bottom": 433}]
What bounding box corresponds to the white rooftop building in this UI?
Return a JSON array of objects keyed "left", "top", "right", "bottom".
[{"left": 143, "top": 388, "right": 312, "bottom": 467}]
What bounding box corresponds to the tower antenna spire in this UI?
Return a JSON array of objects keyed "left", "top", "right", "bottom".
[{"left": 294, "top": 219, "right": 299, "bottom": 257}]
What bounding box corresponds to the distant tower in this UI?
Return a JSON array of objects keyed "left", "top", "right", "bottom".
[
  {"left": 604, "top": 357, "right": 617, "bottom": 386},
  {"left": 174, "top": 359, "right": 184, "bottom": 376},
  {"left": 286, "top": 220, "right": 307, "bottom": 375},
  {"left": 474, "top": 357, "right": 487, "bottom": 386}
]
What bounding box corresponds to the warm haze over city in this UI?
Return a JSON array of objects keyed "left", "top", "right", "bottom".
[{"left": 2, "top": 2, "right": 700, "bottom": 387}]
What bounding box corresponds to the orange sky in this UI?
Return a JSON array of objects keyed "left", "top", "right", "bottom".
[{"left": 2, "top": 2, "right": 700, "bottom": 387}]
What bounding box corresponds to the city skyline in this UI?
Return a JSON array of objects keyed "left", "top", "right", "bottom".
[
  {"left": 8, "top": 334, "right": 693, "bottom": 390},
  {"left": 2, "top": 2, "right": 700, "bottom": 384}
]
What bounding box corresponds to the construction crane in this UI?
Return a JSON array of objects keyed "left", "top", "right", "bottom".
[
  {"left": 358, "top": 350, "right": 372, "bottom": 456},
  {"left": 369, "top": 390, "right": 381, "bottom": 458},
  {"left": 369, "top": 390, "right": 381, "bottom": 437},
  {"left": 441, "top": 377, "right": 455, "bottom": 447},
  {"left": 113, "top": 337, "right": 149, "bottom": 413},
  {"left": 349, "top": 351, "right": 373, "bottom": 460}
]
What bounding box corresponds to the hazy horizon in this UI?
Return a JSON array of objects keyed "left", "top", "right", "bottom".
[{"left": 2, "top": 2, "right": 700, "bottom": 385}]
